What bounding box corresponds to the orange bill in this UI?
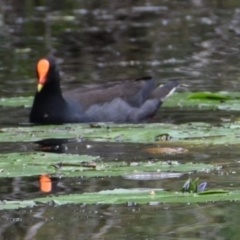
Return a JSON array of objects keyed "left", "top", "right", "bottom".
[{"left": 37, "top": 59, "right": 50, "bottom": 91}]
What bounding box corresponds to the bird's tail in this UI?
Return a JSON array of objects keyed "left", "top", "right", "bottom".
[{"left": 150, "top": 80, "right": 179, "bottom": 102}]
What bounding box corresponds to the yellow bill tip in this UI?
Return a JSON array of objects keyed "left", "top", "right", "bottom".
[{"left": 37, "top": 84, "right": 43, "bottom": 92}]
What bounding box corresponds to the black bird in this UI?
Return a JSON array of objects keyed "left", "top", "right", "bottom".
[{"left": 30, "top": 57, "right": 179, "bottom": 124}]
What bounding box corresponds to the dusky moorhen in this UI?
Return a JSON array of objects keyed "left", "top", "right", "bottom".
[{"left": 30, "top": 57, "right": 179, "bottom": 124}]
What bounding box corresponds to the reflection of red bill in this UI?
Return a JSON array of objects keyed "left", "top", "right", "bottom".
[{"left": 39, "top": 174, "right": 52, "bottom": 193}]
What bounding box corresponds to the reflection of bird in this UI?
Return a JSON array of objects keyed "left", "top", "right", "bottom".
[
  {"left": 39, "top": 175, "right": 53, "bottom": 193},
  {"left": 30, "top": 57, "right": 179, "bottom": 124}
]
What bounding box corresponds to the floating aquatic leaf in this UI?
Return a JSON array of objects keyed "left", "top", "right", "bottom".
[
  {"left": 0, "top": 152, "right": 220, "bottom": 178},
  {"left": 1, "top": 188, "right": 240, "bottom": 210},
  {"left": 0, "top": 96, "right": 33, "bottom": 107},
  {"left": 187, "top": 92, "right": 231, "bottom": 100},
  {"left": 1, "top": 121, "right": 240, "bottom": 145}
]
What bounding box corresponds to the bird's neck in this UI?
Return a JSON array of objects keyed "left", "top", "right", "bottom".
[{"left": 42, "top": 80, "right": 63, "bottom": 98}]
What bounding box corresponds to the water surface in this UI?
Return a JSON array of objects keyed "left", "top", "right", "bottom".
[{"left": 1, "top": 0, "right": 240, "bottom": 239}]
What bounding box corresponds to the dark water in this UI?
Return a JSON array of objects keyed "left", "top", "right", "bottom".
[
  {"left": 2, "top": 202, "right": 240, "bottom": 240},
  {"left": 2, "top": 0, "right": 240, "bottom": 99},
  {"left": 1, "top": 0, "right": 240, "bottom": 239}
]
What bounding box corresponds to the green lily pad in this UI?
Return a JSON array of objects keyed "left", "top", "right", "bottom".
[
  {"left": 0, "top": 152, "right": 219, "bottom": 178},
  {"left": 0, "top": 188, "right": 239, "bottom": 210},
  {"left": 0, "top": 152, "right": 97, "bottom": 177},
  {"left": 187, "top": 92, "right": 231, "bottom": 100},
  {"left": 1, "top": 121, "right": 240, "bottom": 145},
  {"left": 0, "top": 96, "right": 33, "bottom": 107},
  {"left": 164, "top": 92, "right": 240, "bottom": 110}
]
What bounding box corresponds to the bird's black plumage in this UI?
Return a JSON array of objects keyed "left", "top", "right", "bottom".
[{"left": 29, "top": 57, "right": 179, "bottom": 124}]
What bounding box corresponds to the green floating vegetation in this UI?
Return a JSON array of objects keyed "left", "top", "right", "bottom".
[
  {"left": 165, "top": 91, "right": 240, "bottom": 109},
  {"left": 0, "top": 152, "right": 97, "bottom": 178},
  {"left": 0, "top": 96, "right": 33, "bottom": 107},
  {"left": 187, "top": 92, "right": 232, "bottom": 101},
  {"left": 1, "top": 91, "right": 240, "bottom": 110},
  {"left": 0, "top": 188, "right": 238, "bottom": 210},
  {"left": 0, "top": 152, "right": 219, "bottom": 178},
  {"left": 1, "top": 121, "right": 240, "bottom": 145}
]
